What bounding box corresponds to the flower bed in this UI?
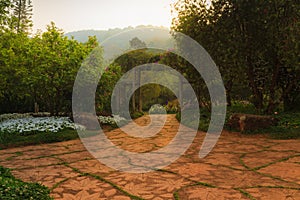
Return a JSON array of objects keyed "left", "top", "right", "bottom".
[
  {"left": 0, "top": 113, "right": 128, "bottom": 137},
  {"left": 149, "top": 104, "right": 166, "bottom": 114},
  {"left": 0, "top": 117, "right": 85, "bottom": 136},
  {"left": 98, "top": 115, "right": 128, "bottom": 127}
]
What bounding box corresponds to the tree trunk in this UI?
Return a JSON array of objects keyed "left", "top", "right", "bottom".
[
  {"left": 247, "top": 57, "right": 263, "bottom": 110},
  {"left": 266, "top": 60, "right": 280, "bottom": 114},
  {"left": 16, "top": 0, "right": 22, "bottom": 33},
  {"left": 138, "top": 69, "right": 142, "bottom": 112},
  {"left": 281, "top": 73, "right": 300, "bottom": 112},
  {"left": 132, "top": 69, "right": 136, "bottom": 112},
  {"left": 225, "top": 79, "right": 233, "bottom": 107}
]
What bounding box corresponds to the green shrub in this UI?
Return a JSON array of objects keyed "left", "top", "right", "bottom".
[
  {"left": 176, "top": 110, "right": 206, "bottom": 131},
  {"left": 0, "top": 129, "right": 79, "bottom": 149},
  {"left": 227, "top": 101, "right": 257, "bottom": 115},
  {"left": 266, "top": 112, "right": 300, "bottom": 139},
  {"left": 176, "top": 101, "right": 300, "bottom": 139},
  {"left": 130, "top": 111, "right": 144, "bottom": 119},
  {"left": 164, "top": 100, "right": 180, "bottom": 114},
  {"left": 0, "top": 113, "right": 31, "bottom": 123},
  {"left": 0, "top": 166, "right": 53, "bottom": 199}
]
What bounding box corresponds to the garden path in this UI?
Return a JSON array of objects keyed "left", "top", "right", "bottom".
[{"left": 0, "top": 114, "right": 299, "bottom": 199}]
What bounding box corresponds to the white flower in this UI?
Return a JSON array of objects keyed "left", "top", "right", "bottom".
[
  {"left": 0, "top": 116, "right": 86, "bottom": 134},
  {"left": 97, "top": 115, "right": 127, "bottom": 125}
]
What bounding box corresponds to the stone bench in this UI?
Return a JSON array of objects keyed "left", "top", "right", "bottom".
[{"left": 227, "top": 113, "right": 279, "bottom": 131}]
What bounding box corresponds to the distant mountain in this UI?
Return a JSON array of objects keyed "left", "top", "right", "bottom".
[{"left": 65, "top": 25, "right": 175, "bottom": 50}]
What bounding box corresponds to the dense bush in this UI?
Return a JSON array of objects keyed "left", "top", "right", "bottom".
[
  {"left": 130, "top": 111, "right": 144, "bottom": 119},
  {"left": 176, "top": 109, "right": 209, "bottom": 131},
  {"left": 0, "top": 113, "right": 31, "bottom": 123},
  {"left": 96, "top": 65, "right": 122, "bottom": 114},
  {"left": 164, "top": 99, "right": 180, "bottom": 114},
  {"left": 0, "top": 22, "right": 99, "bottom": 115}
]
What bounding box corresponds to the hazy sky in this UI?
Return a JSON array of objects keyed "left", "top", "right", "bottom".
[{"left": 32, "top": 0, "right": 177, "bottom": 33}]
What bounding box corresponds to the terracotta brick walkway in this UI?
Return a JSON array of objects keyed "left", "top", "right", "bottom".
[{"left": 0, "top": 114, "right": 299, "bottom": 199}]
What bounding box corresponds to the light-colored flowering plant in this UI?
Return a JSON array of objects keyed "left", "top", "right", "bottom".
[
  {"left": 0, "top": 117, "right": 85, "bottom": 136},
  {"left": 97, "top": 115, "right": 128, "bottom": 126},
  {"left": 149, "top": 104, "right": 166, "bottom": 114}
]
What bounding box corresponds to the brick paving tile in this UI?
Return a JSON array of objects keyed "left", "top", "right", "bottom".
[{"left": 0, "top": 114, "right": 299, "bottom": 199}]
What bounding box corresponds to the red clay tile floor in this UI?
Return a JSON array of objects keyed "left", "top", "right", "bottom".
[{"left": 0, "top": 115, "right": 299, "bottom": 199}]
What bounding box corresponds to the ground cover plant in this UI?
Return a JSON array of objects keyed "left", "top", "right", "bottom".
[
  {"left": 176, "top": 101, "right": 300, "bottom": 139},
  {"left": 0, "top": 113, "right": 129, "bottom": 149},
  {"left": 0, "top": 166, "right": 53, "bottom": 200}
]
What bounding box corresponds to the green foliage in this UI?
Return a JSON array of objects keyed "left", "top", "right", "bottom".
[
  {"left": 10, "top": 0, "right": 33, "bottom": 34},
  {"left": 130, "top": 111, "right": 144, "bottom": 119},
  {"left": 159, "top": 51, "right": 212, "bottom": 112},
  {"left": 0, "top": 22, "right": 98, "bottom": 114},
  {"left": 0, "top": 0, "right": 33, "bottom": 33},
  {"left": 0, "top": 113, "right": 31, "bottom": 122},
  {"left": 0, "top": 31, "right": 32, "bottom": 112},
  {"left": 164, "top": 99, "right": 179, "bottom": 114},
  {"left": 226, "top": 102, "right": 300, "bottom": 137},
  {"left": 171, "top": 0, "right": 300, "bottom": 113},
  {"left": 227, "top": 101, "right": 258, "bottom": 115},
  {"left": 96, "top": 64, "right": 122, "bottom": 114},
  {"left": 176, "top": 100, "right": 300, "bottom": 139},
  {"left": 0, "top": 129, "right": 79, "bottom": 149},
  {"left": 113, "top": 49, "right": 155, "bottom": 72},
  {"left": 114, "top": 49, "right": 176, "bottom": 112},
  {"left": 0, "top": 0, "right": 11, "bottom": 29},
  {"left": 140, "top": 84, "right": 162, "bottom": 110},
  {"left": 0, "top": 166, "right": 53, "bottom": 199},
  {"left": 176, "top": 110, "right": 202, "bottom": 131},
  {"left": 129, "top": 37, "right": 147, "bottom": 49},
  {"left": 269, "top": 112, "right": 300, "bottom": 138}
]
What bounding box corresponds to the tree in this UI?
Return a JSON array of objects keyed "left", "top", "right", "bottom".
[
  {"left": 10, "top": 0, "right": 33, "bottom": 33},
  {"left": 171, "top": 0, "right": 300, "bottom": 113},
  {"left": 96, "top": 64, "right": 122, "bottom": 115},
  {"left": 113, "top": 49, "right": 175, "bottom": 112},
  {"left": 0, "top": 0, "right": 11, "bottom": 30},
  {"left": 228, "top": 0, "right": 300, "bottom": 113},
  {"left": 23, "top": 22, "right": 98, "bottom": 115},
  {"left": 171, "top": 0, "right": 249, "bottom": 108},
  {"left": 0, "top": 31, "right": 34, "bottom": 113},
  {"left": 129, "top": 37, "right": 147, "bottom": 49}
]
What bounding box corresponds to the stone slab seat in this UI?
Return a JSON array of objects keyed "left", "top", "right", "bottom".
[{"left": 227, "top": 113, "right": 279, "bottom": 131}]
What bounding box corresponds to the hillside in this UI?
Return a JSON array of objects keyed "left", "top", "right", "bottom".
[{"left": 65, "top": 25, "right": 174, "bottom": 49}]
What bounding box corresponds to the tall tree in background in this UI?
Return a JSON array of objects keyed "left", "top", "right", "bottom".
[
  {"left": 10, "top": 0, "right": 33, "bottom": 33},
  {"left": 226, "top": 0, "right": 299, "bottom": 113},
  {"left": 171, "top": 0, "right": 245, "bottom": 109},
  {"left": 129, "top": 37, "right": 147, "bottom": 49},
  {"left": 171, "top": 0, "right": 299, "bottom": 113},
  {"left": 0, "top": 0, "right": 11, "bottom": 30}
]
